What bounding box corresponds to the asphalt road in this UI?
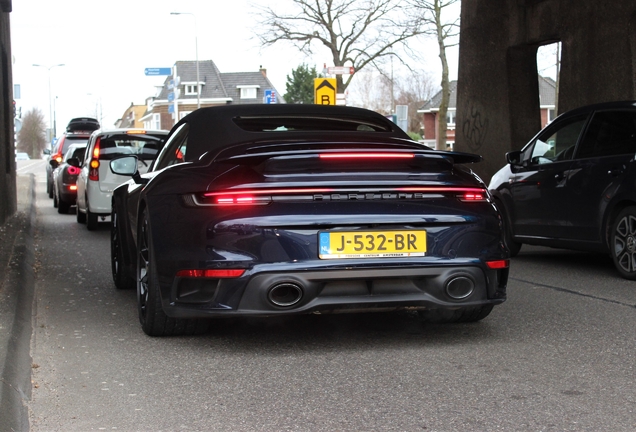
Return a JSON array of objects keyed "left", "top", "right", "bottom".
[{"left": 19, "top": 160, "right": 636, "bottom": 431}]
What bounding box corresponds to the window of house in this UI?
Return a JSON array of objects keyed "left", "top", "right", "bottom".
[
  {"left": 238, "top": 85, "right": 259, "bottom": 99},
  {"left": 184, "top": 84, "right": 200, "bottom": 96},
  {"left": 151, "top": 113, "right": 161, "bottom": 130},
  {"left": 446, "top": 110, "right": 456, "bottom": 126}
]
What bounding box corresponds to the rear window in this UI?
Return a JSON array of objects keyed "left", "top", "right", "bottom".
[
  {"left": 97, "top": 133, "right": 166, "bottom": 161},
  {"left": 61, "top": 136, "right": 89, "bottom": 156},
  {"left": 232, "top": 115, "right": 392, "bottom": 132}
]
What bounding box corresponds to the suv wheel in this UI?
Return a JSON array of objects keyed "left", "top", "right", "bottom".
[
  {"left": 76, "top": 207, "right": 86, "bottom": 224},
  {"left": 611, "top": 206, "right": 636, "bottom": 280},
  {"left": 86, "top": 204, "right": 99, "bottom": 230},
  {"left": 495, "top": 199, "right": 521, "bottom": 257},
  {"left": 57, "top": 198, "right": 70, "bottom": 214}
]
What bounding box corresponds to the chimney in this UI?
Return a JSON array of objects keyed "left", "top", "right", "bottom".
[{"left": 259, "top": 65, "right": 267, "bottom": 77}]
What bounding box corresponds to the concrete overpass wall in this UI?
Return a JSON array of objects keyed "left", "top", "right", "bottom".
[
  {"left": 0, "top": 0, "right": 15, "bottom": 225},
  {"left": 456, "top": 0, "right": 636, "bottom": 182}
]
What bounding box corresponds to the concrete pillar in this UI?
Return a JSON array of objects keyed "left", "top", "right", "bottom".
[
  {"left": 0, "top": 1, "right": 15, "bottom": 225},
  {"left": 456, "top": 0, "right": 636, "bottom": 182}
]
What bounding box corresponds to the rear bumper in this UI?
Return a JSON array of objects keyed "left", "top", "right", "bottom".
[
  {"left": 87, "top": 181, "right": 112, "bottom": 215},
  {"left": 161, "top": 263, "right": 507, "bottom": 319}
]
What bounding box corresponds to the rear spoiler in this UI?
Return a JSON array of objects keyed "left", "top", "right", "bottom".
[{"left": 213, "top": 147, "right": 482, "bottom": 165}]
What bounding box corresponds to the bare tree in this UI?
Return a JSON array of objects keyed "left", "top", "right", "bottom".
[
  {"left": 17, "top": 108, "right": 47, "bottom": 158},
  {"left": 349, "top": 68, "right": 436, "bottom": 134},
  {"left": 253, "top": 0, "right": 423, "bottom": 93},
  {"left": 348, "top": 70, "right": 393, "bottom": 115},
  {"left": 410, "top": 0, "right": 460, "bottom": 149},
  {"left": 394, "top": 70, "right": 437, "bottom": 134}
]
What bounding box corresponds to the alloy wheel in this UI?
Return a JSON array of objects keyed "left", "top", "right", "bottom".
[
  {"left": 613, "top": 213, "right": 636, "bottom": 274},
  {"left": 137, "top": 213, "right": 150, "bottom": 320}
]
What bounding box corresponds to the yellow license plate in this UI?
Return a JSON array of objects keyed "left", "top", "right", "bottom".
[{"left": 319, "top": 230, "right": 427, "bottom": 259}]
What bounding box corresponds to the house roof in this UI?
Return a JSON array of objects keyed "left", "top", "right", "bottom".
[
  {"left": 155, "top": 60, "right": 279, "bottom": 103},
  {"left": 419, "top": 76, "right": 557, "bottom": 112},
  {"left": 419, "top": 80, "right": 458, "bottom": 112}
]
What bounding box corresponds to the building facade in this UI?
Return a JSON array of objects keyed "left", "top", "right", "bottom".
[
  {"left": 418, "top": 77, "right": 557, "bottom": 151},
  {"left": 139, "top": 60, "right": 281, "bottom": 130}
]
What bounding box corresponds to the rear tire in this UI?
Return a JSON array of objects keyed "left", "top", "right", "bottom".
[
  {"left": 495, "top": 199, "right": 521, "bottom": 257},
  {"left": 53, "top": 192, "right": 58, "bottom": 208},
  {"left": 137, "top": 209, "right": 209, "bottom": 336},
  {"left": 610, "top": 206, "right": 636, "bottom": 280},
  {"left": 47, "top": 178, "right": 54, "bottom": 198},
  {"left": 76, "top": 207, "right": 86, "bottom": 223},
  {"left": 86, "top": 207, "right": 98, "bottom": 231},
  {"left": 111, "top": 209, "right": 134, "bottom": 290},
  {"left": 418, "top": 304, "right": 494, "bottom": 324},
  {"left": 57, "top": 199, "right": 70, "bottom": 214}
]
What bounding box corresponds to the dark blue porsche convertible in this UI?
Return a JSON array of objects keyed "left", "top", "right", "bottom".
[{"left": 109, "top": 104, "right": 508, "bottom": 336}]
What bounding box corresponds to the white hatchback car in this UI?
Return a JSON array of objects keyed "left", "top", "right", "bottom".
[{"left": 75, "top": 128, "right": 169, "bottom": 230}]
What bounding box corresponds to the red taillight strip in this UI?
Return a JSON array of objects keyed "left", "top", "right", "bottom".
[
  {"left": 319, "top": 153, "right": 414, "bottom": 159},
  {"left": 486, "top": 260, "right": 509, "bottom": 269},
  {"left": 203, "top": 188, "right": 334, "bottom": 197},
  {"left": 204, "top": 187, "right": 485, "bottom": 197},
  {"left": 397, "top": 187, "right": 485, "bottom": 193},
  {"left": 176, "top": 269, "right": 246, "bottom": 278}
]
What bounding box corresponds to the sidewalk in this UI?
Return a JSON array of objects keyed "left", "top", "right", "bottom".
[{"left": 0, "top": 174, "right": 36, "bottom": 432}]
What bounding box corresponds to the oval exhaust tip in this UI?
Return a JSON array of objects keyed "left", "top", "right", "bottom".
[
  {"left": 268, "top": 283, "right": 303, "bottom": 307},
  {"left": 445, "top": 276, "right": 474, "bottom": 299}
]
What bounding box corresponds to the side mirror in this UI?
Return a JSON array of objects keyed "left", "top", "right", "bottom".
[
  {"left": 43, "top": 148, "right": 51, "bottom": 155},
  {"left": 505, "top": 150, "right": 523, "bottom": 166},
  {"left": 110, "top": 155, "right": 148, "bottom": 185},
  {"left": 67, "top": 157, "right": 80, "bottom": 168}
]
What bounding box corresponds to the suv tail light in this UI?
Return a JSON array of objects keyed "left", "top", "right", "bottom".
[{"left": 89, "top": 137, "right": 101, "bottom": 181}]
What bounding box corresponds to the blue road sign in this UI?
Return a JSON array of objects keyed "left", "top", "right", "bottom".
[
  {"left": 144, "top": 67, "right": 172, "bottom": 76},
  {"left": 168, "top": 92, "right": 175, "bottom": 102},
  {"left": 168, "top": 104, "right": 174, "bottom": 114},
  {"left": 264, "top": 89, "right": 277, "bottom": 104}
]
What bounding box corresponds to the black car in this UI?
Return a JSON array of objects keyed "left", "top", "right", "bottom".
[
  {"left": 46, "top": 117, "right": 100, "bottom": 198},
  {"left": 110, "top": 104, "right": 509, "bottom": 336},
  {"left": 489, "top": 100, "right": 636, "bottom": 279},
  {"left": 52, "top": 143, "right": 87, "bottom": 214}
]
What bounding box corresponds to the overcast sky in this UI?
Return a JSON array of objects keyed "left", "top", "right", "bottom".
[{"left": 11, "top": 0, "right": 457, "bottom": 134}]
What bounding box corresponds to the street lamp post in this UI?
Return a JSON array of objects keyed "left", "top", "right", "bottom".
[
  {"left": 33, "top": 63, "right": 65, "bottom": 140},
  {"left": 170, "top": 12, "right": 200, "bottom": 109}
]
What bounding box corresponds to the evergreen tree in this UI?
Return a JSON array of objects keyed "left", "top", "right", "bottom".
[{"left": 284, "top": 64, "right": 319, "bottom": 104}]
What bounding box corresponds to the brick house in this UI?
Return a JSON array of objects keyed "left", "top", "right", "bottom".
[
  {"left": 418, "top": 76, "right": 557, "bottom": 150},
  {"left": 140, "top": 60, "right": 281, "bottom": 130},
  {"left": 115, "top": 103, "right": 147, "bottom": 128}
]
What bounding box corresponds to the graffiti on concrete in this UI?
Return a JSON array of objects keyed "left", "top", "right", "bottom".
[{"left": 462, "top": 101, "right": 489, "bottom": 151}]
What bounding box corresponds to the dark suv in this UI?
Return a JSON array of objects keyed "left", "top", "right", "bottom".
[
  {"left": 46, "top": 117, "right": 100, "bottom": 198},
  {"left": 490, "top": 101, "right": 636, "bottom": 279}
]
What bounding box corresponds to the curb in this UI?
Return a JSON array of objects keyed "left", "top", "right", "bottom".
[{"left": 0, "top": 174, "right": 36, "bottom": 432}]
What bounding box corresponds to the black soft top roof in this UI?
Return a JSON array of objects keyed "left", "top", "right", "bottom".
[{"left": 174, "top": 104, "right": 412, "bottom": 160}]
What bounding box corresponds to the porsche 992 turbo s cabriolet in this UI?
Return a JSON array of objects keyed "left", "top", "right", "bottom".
[{"left": 110, "top": 104, "right": 509, "bottom": 336}]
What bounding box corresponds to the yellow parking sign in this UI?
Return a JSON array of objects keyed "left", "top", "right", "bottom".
[{"left": 314, "top": 78, "right": 337, "bottom": 105}]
